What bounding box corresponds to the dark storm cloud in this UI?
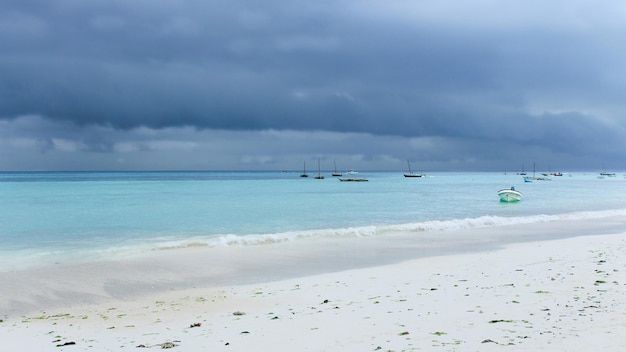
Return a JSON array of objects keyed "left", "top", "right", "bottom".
[{"left": 1, "top": 0, "right": 626, "bottom": 169}]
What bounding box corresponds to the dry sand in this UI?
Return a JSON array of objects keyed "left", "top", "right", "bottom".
[{"left": 1, "top": 225, "right": 626, "bottom": 351}]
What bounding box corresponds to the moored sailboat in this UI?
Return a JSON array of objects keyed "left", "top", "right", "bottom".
[
  {"left": 403, "top": 160, "right": 423, "bottom": 178},
  {"left": 300, "top": 161, "right": 308, "bottom": 177},
  {"left": 314, "top": 158, "right": 324, "bottom": 179},
  {"left": 332, "top": 160, "right": 342, "bottom": 177},
  {"left": 523, "top": 163, "right": 551, "bottom": 182}
]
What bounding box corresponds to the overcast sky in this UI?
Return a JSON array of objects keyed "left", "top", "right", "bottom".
[{"left": 1, "top": 0, "right": 625, "bottom": 172}]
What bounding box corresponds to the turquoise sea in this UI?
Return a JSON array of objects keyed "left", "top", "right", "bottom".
[{"left": 1, "top": 171, "right": 626, "bottom": 270}]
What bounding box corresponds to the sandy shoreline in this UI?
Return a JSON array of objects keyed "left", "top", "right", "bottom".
[{"left": 2, "top": 221, "right": 626, "bottom": 351}]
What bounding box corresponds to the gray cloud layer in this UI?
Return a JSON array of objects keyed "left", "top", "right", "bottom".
[{"left": 1, "top": 1, "right": 625, "bottom": 170}]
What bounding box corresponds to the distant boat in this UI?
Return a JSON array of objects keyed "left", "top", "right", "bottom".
[
  {"left": 523, "top": 163, "right": 551, "bottom": 182},
  {"left": 314, "top": 158, "right": 324, "bottom": 179},
  {"left": 403, "top": 160, "right": 423, "bottom": 178},
  {"left": 600, "top": 163, "right": 615, "bottom": 177},
  {"left": 339, "top": 177, "right": 368, "bottom": 182},
  {"left": 517, "top": 164, "right": 527, "bottom": 176},
  {"left": 498, "top": 186, "right": 522, "bottom": 202},
  {"left": 300, "top": 161, "right": 308, "bottom": 178},
  {"left": 332, "top": 160, "right": 342, "bottom": 177},
  {"left": 524, "top": 175, "right": 551, "bottom": 182}
]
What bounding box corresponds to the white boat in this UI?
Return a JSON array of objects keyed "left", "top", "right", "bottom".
[
  {"left": 498, "top": 187, "right": 522, "bottom": 202},
  {"left": 523, "top": 162, "right": 551, "bottom": 182},
  {"left": 403, "top": 160, "right": 423, "bottom": 178},
  {"left": 524, "top": 174, "right": 551, "bottom": 182},
  {"left": 524, "top": 175, "right": 551, "bottom": 182}
]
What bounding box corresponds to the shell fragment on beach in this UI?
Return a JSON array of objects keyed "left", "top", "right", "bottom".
[{"left": 159, "top": 341, "right": 177, "bottom": 349}]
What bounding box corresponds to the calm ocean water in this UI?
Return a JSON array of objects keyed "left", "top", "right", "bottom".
[{"left": 1, "top": 170, "right": 626, "bottom": 270}]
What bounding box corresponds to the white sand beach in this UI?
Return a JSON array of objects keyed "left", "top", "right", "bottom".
[{"left": 2, "top": 219, "right": 626, "bottom": 351}]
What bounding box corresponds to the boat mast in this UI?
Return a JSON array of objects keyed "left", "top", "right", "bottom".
[
  {"left": 300, "top": 161, "right": 308, "bottom": 177},
  {"left": 315, "top": 158, "right": 324, "bottom": 179}
]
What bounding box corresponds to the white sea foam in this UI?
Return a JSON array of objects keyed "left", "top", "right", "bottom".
[
  {"left": 3, "top": 208, "right": 625, "bottom": 272},
  {"left": 152, "top": 208, "right": 626, "bottom": 250}
]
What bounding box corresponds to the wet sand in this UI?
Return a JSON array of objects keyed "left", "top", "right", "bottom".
[{"left": 1, "top": 218, "right": 626, "bottom": 351}]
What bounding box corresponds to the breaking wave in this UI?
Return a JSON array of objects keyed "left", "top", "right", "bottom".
[
  {"left": 6, "top": 208, "right": 626, "bottom": 271},
  {"left": 154, "top": 208, "right": 626, "bottom": 250}
]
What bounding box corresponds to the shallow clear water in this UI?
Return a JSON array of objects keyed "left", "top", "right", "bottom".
[{"left": 1, "top": 171, "right": 625, "bottom": 269}]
